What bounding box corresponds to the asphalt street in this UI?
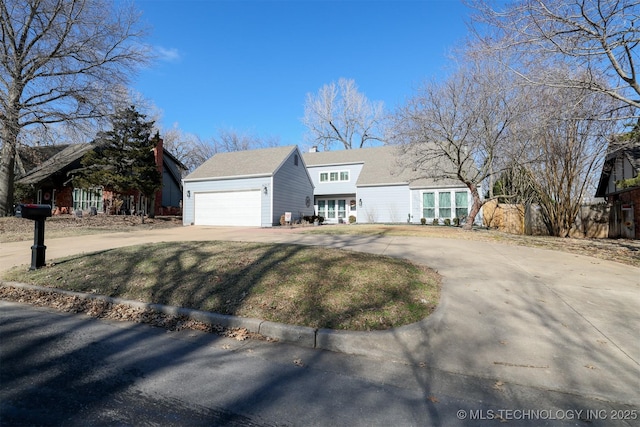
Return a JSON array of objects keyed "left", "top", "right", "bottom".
[
  {"left": 1, "top": 301, "right": 636, "bottom": 427},
  {"left": 1, "top": 225, "right": 639, "bottom": 426}
]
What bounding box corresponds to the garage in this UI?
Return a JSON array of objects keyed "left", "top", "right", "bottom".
[
  {"left": 183, "top": 146, "right": 315, "bottom": 227},
  {"left": 194, "top": 190, "right": 261, "bottom": 226}
]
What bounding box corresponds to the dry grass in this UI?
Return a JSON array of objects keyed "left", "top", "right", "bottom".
[
  {"left": 0, "top": 215, "right": 182, "bottom": 243},
  {"left": 2, "top": 241, "right": 441, "bottom": 331},
  {"left": 2, "top": 217, "right": 637, "bottom": 333},
  {"left": 305, "top": 224, "right": 640, "bottom": 267}
]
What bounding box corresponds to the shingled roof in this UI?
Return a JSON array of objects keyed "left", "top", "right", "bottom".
[
  {"left": 15, "top": 145, "right": 70, "bottom": 178},
  {"left": 302, "top": 145, "right": 463, "bottom": 188},
  {"left": 595, "top": 137, "right": 640, "bottom": 197},
  {"left": 16, "top": 143, "right": 97, "bottom": 185},
  {"left": 184, "top": 145, "right": 300, "bottom": 181}
]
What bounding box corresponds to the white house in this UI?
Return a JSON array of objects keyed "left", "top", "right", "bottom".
[
  {"left": 182, "top": 145, "right": 315, "bottom": 227},
  {"left": 303, "top": 145, "right": 475, "bottom": 225},
  {"left": 183, "top": 144, "right": 477, "bottom": 227}
]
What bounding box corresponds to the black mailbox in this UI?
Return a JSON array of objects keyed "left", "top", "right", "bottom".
[
  {"left": 16, "top": 204, "right": 52, "bottom": 220},
  {"left": 15, "top": 204, "right": 52, "bottom": 270}
]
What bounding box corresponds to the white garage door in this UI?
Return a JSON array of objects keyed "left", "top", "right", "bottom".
[{"left": 194, "top": 190, "right": 261, "bottom": 226}]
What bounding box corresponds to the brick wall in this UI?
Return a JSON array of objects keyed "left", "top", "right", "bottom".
[{"left": 614, "top": 188, "right": 640, "bottom": 239}]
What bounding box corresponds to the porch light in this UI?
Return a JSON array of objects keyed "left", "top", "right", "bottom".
[
  {"left": 359, "top": 199, "right": 362, "bottom": 207},
  {"left": 186, "top": 190, "right": 191, "bottom": 198},
  {"left": 263, "top": 185, "right": 268, "bottom": 195}
]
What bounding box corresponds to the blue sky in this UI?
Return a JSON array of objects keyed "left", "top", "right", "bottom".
[{"left": 134, "top": 0, "right": 472, "bottom": 147}]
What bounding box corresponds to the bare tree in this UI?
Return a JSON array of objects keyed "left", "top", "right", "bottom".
[
  {"left": 393, "top": 60, "right": 528, "bottom": 230},
  {"left": 512, "top": 83, "right": 618, "bottom": 236},
  {"left": 302, "top": 78, "right": 387, "bottom": 151},
  {"left": 0, "top": 0, "right": 150, "bottom": 215},
  {"left": 469, "top": 0, "right": 640, "bottom": 115},
  {"left": 211, "top": 128, "right": 280, "bottom": 153},
  {"left": 159, "top": 124, "right": 206, "bottom": 174},
  {"left": 162, "top": 127, "right": 281, "bottom": 174}
]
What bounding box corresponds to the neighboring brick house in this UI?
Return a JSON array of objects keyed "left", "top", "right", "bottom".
[
  {"left": 595, "top": 138, "right": 640, "bottom": 239},
  {"left": 15, "top": 138, "right": 186, "bottom": 216}
]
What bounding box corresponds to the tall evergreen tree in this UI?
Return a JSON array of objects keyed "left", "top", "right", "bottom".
[{"left": 74, "top": 106, "right": 161, "bottom": 215}]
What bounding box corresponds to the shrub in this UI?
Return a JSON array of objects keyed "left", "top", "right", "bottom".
[
  {"left": 444, "top": 218, "right": 451, "bottom": 226},
  {"left": 453, "top": 217, "right": 460, "bottom": 227},
  {"left": 420, "top": 217, "right": 426, "bottom": 225},
  {"left": 348, "top": 215, "right": 356, "bottom": 224},
  {"left": 302, "top": 215, "right": 325, "bottom": 225},
  {"left": 432, "top": 218, "right": 439, "bottom": 226},
  {"left": 280, "top": 214, "right": 286, "bottom": 225}
]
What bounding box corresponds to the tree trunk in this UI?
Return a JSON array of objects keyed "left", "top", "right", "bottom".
[
  {"left": 0, "top": 141, "right": 17, "bottom": 216},
  {"left": 463, "top": 183, "right": 482, "bottom": 231},
  {"left": 0, "top": 102, "right": 20, "bottom": 216}
]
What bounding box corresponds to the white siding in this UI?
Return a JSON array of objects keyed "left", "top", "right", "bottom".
[
  {"left": 357, "top": 185, "right": 411, "bottom": 223},
  {"left": 182, "top": 176, "right": 270, "bottom": 226},
  {"left": 307, "top": 164, "right": 362, "bottom": 196},
  {"left": 409, "top": 187, "right": 479, "bottom": 225}
]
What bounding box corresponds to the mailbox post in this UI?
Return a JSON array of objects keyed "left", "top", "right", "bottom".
[{"left": 15, "top": 204, "right": 52, "bottom": 270}]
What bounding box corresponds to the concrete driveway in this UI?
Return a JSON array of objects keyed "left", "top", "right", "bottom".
[{"left": 1, "top": 225, "right": 638, "bottom": 406}]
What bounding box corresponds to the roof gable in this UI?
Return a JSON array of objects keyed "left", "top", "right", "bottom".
[
  {"left": 185, "top": 145, "right": 298, "bottom": 181},
  {"left": 302, "top": 145, "right": 462, "bottom": 187},
  {"left": 16, "top": 141, "right": 184, "bottom": 186},
  {"left": 16, "top": 143, "right": 97, "bottom": 185},
  {"left": 596, "top": 137, "right": 640, "bottom": 196},
  {"left": 303, "top": 146, "right": 408, "bottom": 186},
  {"left": 15, "top": 145, "right": 70, "bottom": 177}
]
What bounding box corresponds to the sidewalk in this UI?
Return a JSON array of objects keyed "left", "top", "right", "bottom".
[{"left": 1, "top": 225, "right": 638, "bottom": 406}]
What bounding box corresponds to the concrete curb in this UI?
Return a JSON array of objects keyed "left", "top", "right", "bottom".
[
  {"left": 1, "top": 282, "right": 319, "bottom": 347},
  {"left": 1, "top": 281, "right": 443, "bottom": 355}
]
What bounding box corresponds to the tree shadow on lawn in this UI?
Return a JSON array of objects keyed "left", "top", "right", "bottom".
[{"left": 11, "top": 240, "right": 437, "bottom": 331}]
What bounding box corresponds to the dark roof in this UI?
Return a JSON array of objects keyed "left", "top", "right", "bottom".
[
  {"left": 184, "top": 145, "right": 299, "bottom": 181},
  {"left": 16, "top": 143, "right": 97, "bottom": 185},
  {"left": 15, "top": 145, "right": 70, "bottom": 178},
  {"left": 595, "top": 137, "right": 640, "bottom": 197},
  {"left": 16, "top": 140, "right": 185, "bottom": 186}
]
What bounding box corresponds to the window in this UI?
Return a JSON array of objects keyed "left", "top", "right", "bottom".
[
  {"left": 455, "top": 192, "right": 468, "bottom": 218},
  {"left": 73, "top": 187, "right": 103, "bottom": 211},
  {"left": 318, "top": 200, "right": 326, "bottom": 216},
  {"left": 319, "top": 170, "right": 350, "bottom": 183},
  {"left": 338, "top": 200, "right": 346, "bottom": 218},
  {"left": 439, "top": 192, "right": 451, "bottom": 218},
  {"left": 327, "top": 200, "right": 336, "bottom": 218},
  {"left": 294, "top": 154, "right": 299, "bottom": 166},
  {"left": 422, "top": 192, "right": 435, "bottom": 218}
]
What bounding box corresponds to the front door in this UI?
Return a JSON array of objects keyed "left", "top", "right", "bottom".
[
  {"left": 317, "top": 199, "right": 348, "bottom": 223},
  {"left": 621, "top": 202, "right": 635, "bottom": 239}
]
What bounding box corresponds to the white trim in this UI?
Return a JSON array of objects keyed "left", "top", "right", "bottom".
[
  {"left": 306, "top": 161, "right": 364, "bottom": 168},
  {"left": 319, "top": 169, "right": 351, "bottom": 183},
  {"left": 184, "top": 173, "right": 271, "bottom": 183},
  {"left": 420, "top": 189, "right": 471, "bottom": 220},
  {"left": 269, "top": 176, "right": 274, "bottom": 225},
  {"left": 359, "top": 182, "right": 408, "bottom": 188}
]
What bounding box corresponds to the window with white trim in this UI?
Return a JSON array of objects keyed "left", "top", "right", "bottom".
[
  {"left": 73, "top": 187, "right": 103, "bottom": 211},
  {"left": 422, "top": 190, "right": 470, "bottom": 220},
  {"left": 423, "top": 192, "right": 435, "bottom": 219},
  {"left": 439, "top": 192, "right": 451, "bottom": 218},
  {"left": 455, "top": 192, "right": 468, "bottom": 218},
  {"left": 319, "top": 170, "right": 349, "bottom": 183}
]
